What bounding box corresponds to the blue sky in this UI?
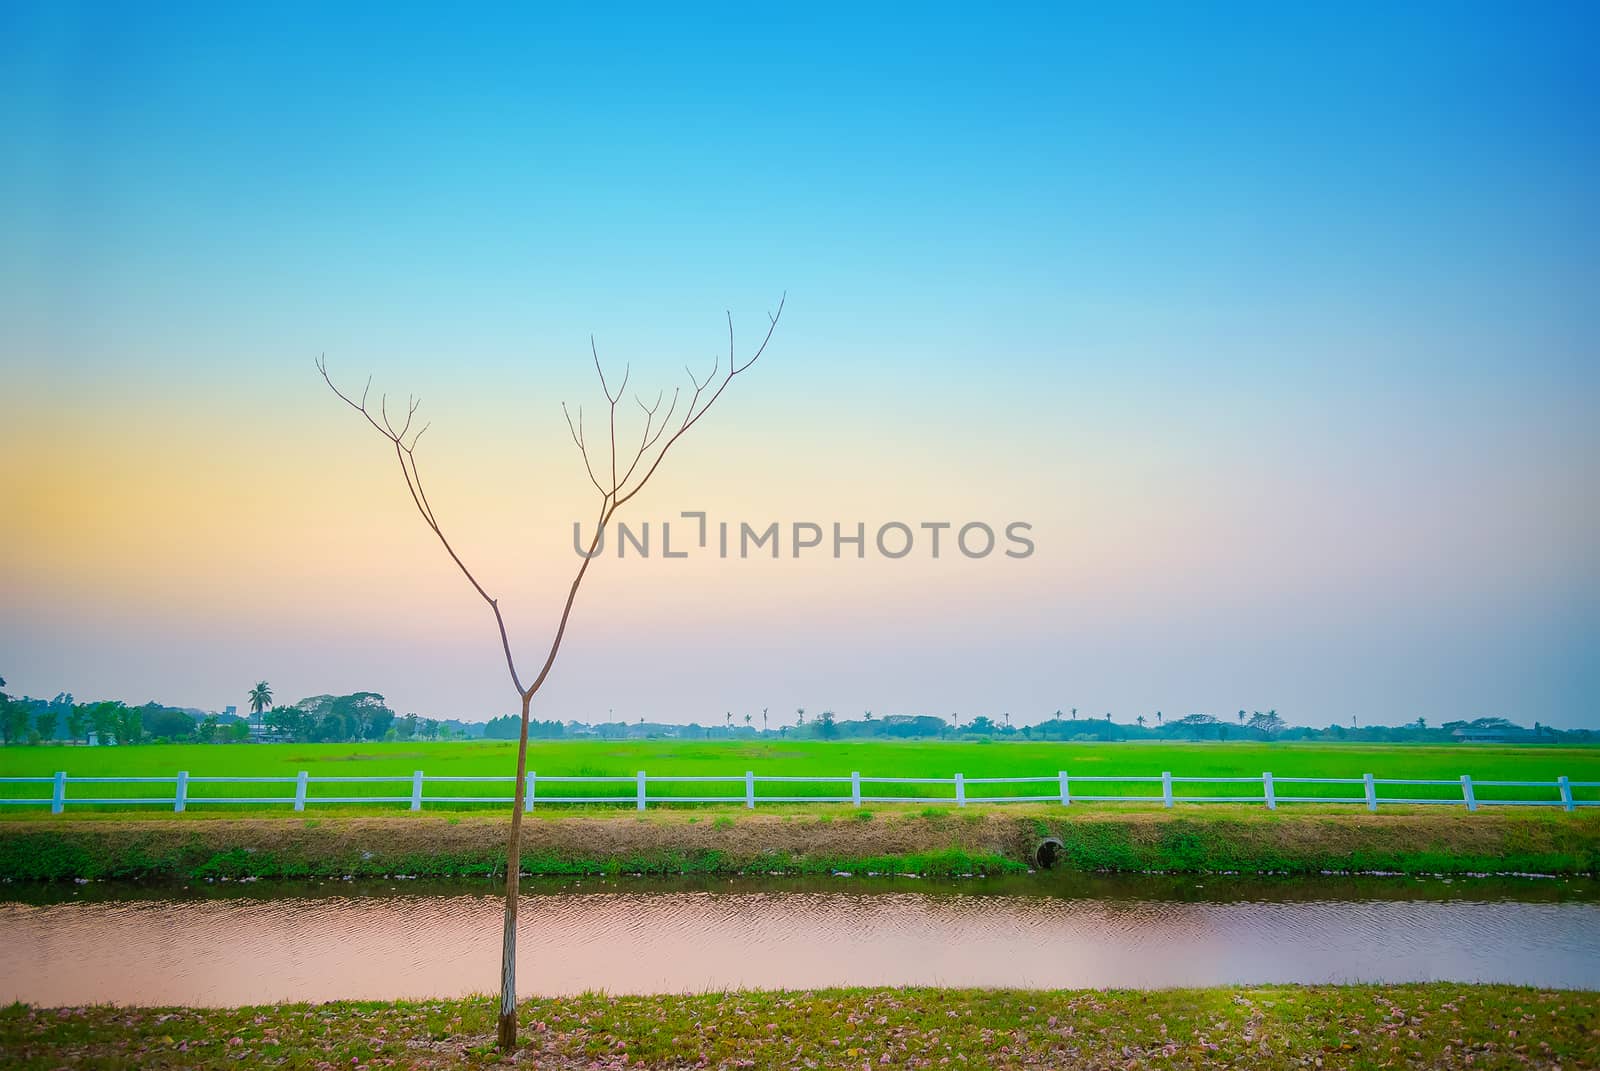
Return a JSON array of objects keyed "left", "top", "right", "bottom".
[{"left": 2, "top": 3, "right": 1597, "bottom": 726}]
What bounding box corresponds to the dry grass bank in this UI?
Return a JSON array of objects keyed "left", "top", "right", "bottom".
[{"left": 2, "top": 805, "right": 1596, "bottom": 882}]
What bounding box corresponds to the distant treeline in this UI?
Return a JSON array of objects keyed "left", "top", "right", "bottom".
[
  {"left": 2, "top": 676, "right": 1591, "bottom": 746},
  {"left": 0, "top": 683, "right": 475, "bottom": 746},
  {"left": 262, "top": 694, "right": 482, "bottom": 743},
  {"left": 540, "top": 711, "right": 1592, "bottom": 745},
  {"left": 0, "top": 687, "right": 244, "bottom": 747}
]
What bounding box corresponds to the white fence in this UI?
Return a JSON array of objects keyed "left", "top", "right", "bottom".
[{"left": 0, "top": 769, "right": 1596, "bottom": 813}]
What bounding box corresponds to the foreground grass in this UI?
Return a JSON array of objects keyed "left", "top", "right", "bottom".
[
  {"left": 3, "top": 807, "right": 1597, "bottom": 882},
  {"left": 4, "top": 985, "right": 1597, "bottom": 1069},
  {"left": 3, "top": 740, "right": 1597, "bottom": 811}
]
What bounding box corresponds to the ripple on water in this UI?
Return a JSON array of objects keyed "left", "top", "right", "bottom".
[{"left": 3, "top": 886, "right": 1598, "bottom": 1005}]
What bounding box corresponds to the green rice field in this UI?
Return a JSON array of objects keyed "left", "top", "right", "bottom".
[{"left": 2, "top": 739, "right": 1597, "bottom": 813}]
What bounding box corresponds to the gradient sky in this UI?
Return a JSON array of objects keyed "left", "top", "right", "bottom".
[{"left": 3, "top": 3, "right": 1597, "bottom": 728}]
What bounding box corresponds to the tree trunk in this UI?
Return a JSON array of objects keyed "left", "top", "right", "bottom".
[{"left": 498, "top": 691, "right": 533, "bottom": 1052}]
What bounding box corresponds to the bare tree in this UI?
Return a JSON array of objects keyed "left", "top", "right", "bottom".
[{"left": 317, "top": 295, "right": 784, "bottom": 1052}]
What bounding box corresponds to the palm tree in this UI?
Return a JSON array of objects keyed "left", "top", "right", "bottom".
[
  {"left": 725, "top": 711, "right": 732, "bottom": 731},
  {"left": 1002, "top": 712, "right": 1010, "bottom": 729},
  {"left": 762, "top": 707, "right": 768, "bottom": 734},
  {"left": 248, "top": 682, "right": 273, "bottom": 719},
  {"left": 1070, "top": 707, "right": 1077, "bottom": 720},
  {"left": 1136, "top": 714, "right": 1146, "bottom": 729},
  {"left": 743, "top": 713, "right": 752, "bottom": 731},
  {"left": 796, "top": 707, "right": 805, "bottom": 725},
  {"left": 1155, "top": 711, "right": 1163, "bottom": 725},
  {"left": 863, "top": 710, "right": 873, "bottom": 721},
  {"left": 1238, "top": 709, "right": 1246, "bottom": 725}
]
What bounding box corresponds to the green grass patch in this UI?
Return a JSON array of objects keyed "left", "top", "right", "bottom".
[
  {"left": 2, "top": 985, "right": 1594, "bottom": 1069},
  {"left": 3, "top": 739, "right": 1596, "bottom": 813}
]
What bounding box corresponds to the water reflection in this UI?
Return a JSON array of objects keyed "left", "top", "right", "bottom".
[{"left": 4, "top": 876, "right": 1597, "bottom": 1005}]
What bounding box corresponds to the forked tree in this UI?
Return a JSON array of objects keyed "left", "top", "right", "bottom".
[{"left": 317, "top": 295, "right": 784, "bottom": 1051}]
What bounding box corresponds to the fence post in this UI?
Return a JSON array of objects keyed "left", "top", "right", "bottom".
[
  {"left": 1058, "top": 770, "right": 1070, "bottom": 806},
  {"left": 954, "top": 772, "right": 966, "bottom": 807},
  {"left": 745, "top": 770, "right": 755, "bottom": 810},
  {"left": 637, "top": 770, "right": 647, "bottom": 811},
  {"left": 294, "top": 770, "right": 308, "bottom": 812},
  {"left": 1161, "top": 771, "right": 1173, "bottom": 808},
  {"left": 851, "top": 771, "right": 862, "bottom": 807},
  {"left": 1461, "top": 774, "right": 1477, "bottom": 813},
  {"left": 174, "top": 770, "right": 189, "bottom": 813},
  {"left": 410, "top": 770, "right": 424, "bottom": 812},
  {"left": 1363, "top": 773, "right": 1377, "bottom": 812},
  {"left": 1559, "top": 775, "right": 1574, "bottom": 812},
  {"left": 1263, "top": 772, "right": 1276, "bottom": 811},
  {"left": 526, "top": 772, "right": 536, "bottom": 813},
  {"left": 51, "top": 771, "right": 66, "bottom": 815}
]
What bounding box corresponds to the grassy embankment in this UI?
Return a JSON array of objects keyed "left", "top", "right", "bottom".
[
  {"left": 3, "top": 806, "right": 1597, "bottom": 882},
  {"left": 4, "top": 985, "right": 1597, "bottom": 1069}
]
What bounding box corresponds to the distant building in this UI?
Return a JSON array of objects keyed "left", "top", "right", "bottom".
[
  {"left": 247, "top": 711, "right": 285, "bottom": 742},
  {"left": 1452, "top": 725, "right": 1534, "bottom": 743}
]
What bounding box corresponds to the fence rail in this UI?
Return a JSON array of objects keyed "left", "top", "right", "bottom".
[{"left": 0, "top": 769, "right": 1596, "bottom": 814}]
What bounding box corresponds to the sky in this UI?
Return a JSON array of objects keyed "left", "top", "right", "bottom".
[{"left": 2, "top": 3, "right": 1597, "bottom": 728}]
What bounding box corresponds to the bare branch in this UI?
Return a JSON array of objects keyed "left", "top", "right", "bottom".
[
  {"left": 561, "top": 402, "right": 607, "bottom": 497},
  {"left": 319, "top": 356, "right": 394, "bottom": 442},
  {"left": 614, "top": 292, "right": 785, "bottom": 509},
  {"left": 647, "top": 389, "right": 680, "bottom": 450},
  {"left": 527, "top": 293, "right": 785, "bottom": 692},
  {"left": 591, "top": 337, "right": 611, "bottom": 401},
  {"left": 318, "top": 357, "right": 527, "bottom": 695},
  {"left": 686, "top": 354, "right": 718, "bottom": 394},
  {"left": 617, "top": 386, "right": 680, "bottom": 490}
]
